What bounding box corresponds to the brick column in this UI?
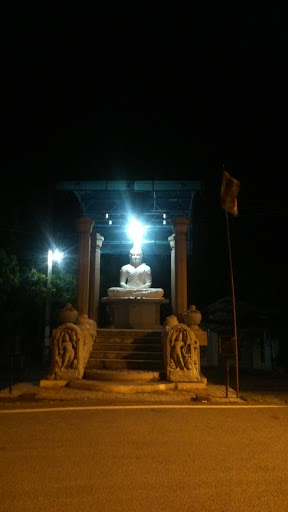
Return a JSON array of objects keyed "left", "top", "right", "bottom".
[
  {"left": 89, "top": 232, "right": 104, "bottom": 323},
  {"left": 75, "top": 216, "right": 94, "bottom": 316},
  {"left": 170, "top": 216, "right": 190, "bottom": 322},
  {"left": 168, "top": 234, "right": 175, "bottom": 315}
]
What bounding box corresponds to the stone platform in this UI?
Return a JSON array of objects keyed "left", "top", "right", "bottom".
[
  {"left": 40, "top": 369, "right": 208, "bottom": 394},
  {"left": 101, "top": 297, "right": 169, "bottom": 330}
]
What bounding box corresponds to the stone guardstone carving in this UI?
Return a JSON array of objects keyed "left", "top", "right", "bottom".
[
  {"left": 162, "top": 316, "right": 201, "bottom": 382},
  {"left": 47, "top": 307, "right": 97, "bottom": 380}
]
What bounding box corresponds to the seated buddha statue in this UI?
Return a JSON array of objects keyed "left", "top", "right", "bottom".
[{"left": 107, "top": 249, "right": 164, "bottom": 299}]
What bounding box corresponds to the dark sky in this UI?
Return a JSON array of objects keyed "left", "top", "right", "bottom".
[
  {"left": 1, "top": 4, "right": 287, "bottom": 314},
  {"left": 2, "top": 4, "right": 287, "bottom": 183}
]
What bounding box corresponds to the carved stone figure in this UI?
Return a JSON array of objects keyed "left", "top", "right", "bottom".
[
  {"left": 48, "top": 311, "right": 97, "bottom": 380},
  {"left": 170, "top": 330, "right": 185, "bottom": 370},
  {"left": 51, "top": 323, "right": 80, "bottom": 376},
  {"left": 60, "top": 334, "right": 76, "bottom": 370},
  {"left": 169, "top": 327, "right": 197, "bottom": 371},
  {"left": 162, "top": 321, "right": 201, "bottom": 382}
]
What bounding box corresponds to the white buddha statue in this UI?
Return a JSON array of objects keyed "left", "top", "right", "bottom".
[{"left": 107, "top": 248, "right": 164, "bottom": 299}]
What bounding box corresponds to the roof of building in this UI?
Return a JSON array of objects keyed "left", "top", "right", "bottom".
[{"left": 56, "top": 179, "right": 203, "bottom": 254}]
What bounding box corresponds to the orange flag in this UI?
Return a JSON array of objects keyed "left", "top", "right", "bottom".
[{"left": 221, "top": 171, "right": 240, "bottom": 217}]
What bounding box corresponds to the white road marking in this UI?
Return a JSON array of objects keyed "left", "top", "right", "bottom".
[{"left": 0, "top": 404, "right": 286, "bottom": 413}]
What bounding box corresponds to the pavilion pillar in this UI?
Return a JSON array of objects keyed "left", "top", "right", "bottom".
[
  {"left": 75, "top": 216, "right": 94, "bottom": 316},
  {"left": 168, "top": 234, "right": 176, "bottom": 315},
  {"left": 89, "top": 232, "right": 104, "bottom": 323},
  {"left": 170, "top": 216, "right": 190, "bottom": 322}
]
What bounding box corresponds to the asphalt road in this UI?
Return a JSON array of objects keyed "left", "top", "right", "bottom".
[{"left": 1, "top": 405, "right": 288, "bottom": 511}]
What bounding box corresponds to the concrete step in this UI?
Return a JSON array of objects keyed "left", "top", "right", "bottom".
[
  {"left": 89, "top": 351, "right": 163, "bottom": 361},
  {"left": 93, "top": 336, "right": 162, "bottom": 350},
  {"left": 69, "top": 372, "right": 207, "bottom": 394},
  {"left": 85, "top": 359, "right": 164, "bottom": 371},
  {"left": 95, "top": 330, "right": 162, "bottom": 348},
  {"left": 92, "top": 343, "right": 162, "bottom": 352},
  {"left": 97, "top": 329, "right": 162, "bottom": 339},
  {"left": 84, "top": 369, "right": 161, "bottom": 382},
  {"left": 91, "top": 343, "right": 162, "bottom": 355},
  {"left": 86, "top": 328, "right": 164, "bottom": 374},
  {"left": 69, "top": 379, "right": 176, "bottom": 393}
]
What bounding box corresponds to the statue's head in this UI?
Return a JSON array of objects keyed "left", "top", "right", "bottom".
[{"left": 129, "top": 250, "right": 143, "bottom": 267}]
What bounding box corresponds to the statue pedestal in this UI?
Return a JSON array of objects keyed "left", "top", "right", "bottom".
[{"left": 101, "top": 297, "right": 169, "bottom": 330}]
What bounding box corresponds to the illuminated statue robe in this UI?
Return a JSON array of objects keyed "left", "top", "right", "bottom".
[
  {"left": 107, "top": 262, "right": 164, "bottom": 298},
  {"left": 120, "top": 263, "right": 152, "bottom": 289}
]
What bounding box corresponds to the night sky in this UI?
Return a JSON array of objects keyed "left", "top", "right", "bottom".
[{"left": 1, "top": 4, "right": 287, "bottom": 317}]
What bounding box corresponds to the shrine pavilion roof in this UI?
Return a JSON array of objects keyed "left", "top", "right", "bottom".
[{"left": 56, "top": 179, "right": 203, "bottom": 254}]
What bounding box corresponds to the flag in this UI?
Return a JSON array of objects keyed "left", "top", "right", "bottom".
[{"left": 221, "top": 171, "right": 240, "bottom": 217}]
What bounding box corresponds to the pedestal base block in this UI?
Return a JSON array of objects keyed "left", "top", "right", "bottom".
[{"left": 102, "top": 297, "right": 169, "bottom": 330}]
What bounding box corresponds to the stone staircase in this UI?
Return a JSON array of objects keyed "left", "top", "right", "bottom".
[{"left": 84, "top": 329, "right": 164, "bottom": 382}]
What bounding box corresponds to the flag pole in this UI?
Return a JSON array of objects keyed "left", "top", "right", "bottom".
[{"left": 224, "top": 210, "right": 240, "bottom": 398}]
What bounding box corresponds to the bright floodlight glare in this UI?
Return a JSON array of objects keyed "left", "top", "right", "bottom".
[
  {"left": 127, "top": 218, "right": 146, "bottom": 250},
  {"left": 52, "top": 249, "right": 64, "bottom": 263},
  {"left": 127, "top": 218, "right": 145, "bottom": 242}
]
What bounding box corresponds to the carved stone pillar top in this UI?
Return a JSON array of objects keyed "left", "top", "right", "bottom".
[
  {"left": 168, "top": 233, "right": 175, "bottom": 250},
  {"left": 91, "top": 232, "right": 104, "bottom": 250},
  {"left": 75, "top": 216, "right": 94, "bottom": 234},
  {"left": 171, "top": 216, "right": 190, "bottom": 235}
]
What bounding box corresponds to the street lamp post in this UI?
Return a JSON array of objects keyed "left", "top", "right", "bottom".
[{"left": 42, "top": 249, "right": 63, "bottom": 368}]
